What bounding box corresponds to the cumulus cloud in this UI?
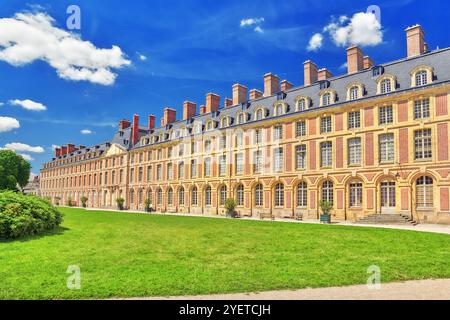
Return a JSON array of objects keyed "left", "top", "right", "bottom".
[
  {"left": 19, "top": 153, "right": 34, "bottom": 161},
  {"left": 307, "top": 33, "right": 323, "bottom": 51},
  {"left": 0, "top": 116, "right": 20, "bottom": 132},
  {"left": 137, "top": 53, "right": 147, "bottom": 61},
  {"left": 323, "top": 12, "right": 382, "bottom": 47},
  {"left": 240, "top": 17, "right": 265, "bottom": 33},
  {"left": 9, "top": 99, "right": 47, "bottom": 111},
  {"left": 81, "top": 129, "right": 94, "bottom": 135},
  {"left": 4, "top": 142, "right": 45, "bottom": 153},
  {"left": 0, "top": 12, "right": 131, "bottom": 85}
]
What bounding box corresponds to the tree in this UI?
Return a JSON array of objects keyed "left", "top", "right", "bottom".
[{"left": 0, "top": 150, "right": 31, "bottom": 191}]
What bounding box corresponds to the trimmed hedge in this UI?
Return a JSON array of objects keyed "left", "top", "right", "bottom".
[{"left": 0, "top": 191, "right": 63, "bottom": 239}]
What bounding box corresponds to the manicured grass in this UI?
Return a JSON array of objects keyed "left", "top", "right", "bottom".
[{"left": 1, "top": 207, "right": 449, "bottom": 299}]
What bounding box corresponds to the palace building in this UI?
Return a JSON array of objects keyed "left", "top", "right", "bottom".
[{"left": 40, "top": 25, "right": 450, "bottom": 224}]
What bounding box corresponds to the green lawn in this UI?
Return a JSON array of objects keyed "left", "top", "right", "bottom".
[{"left": 1, "top": 207, "right": 449, "bottom": 299}]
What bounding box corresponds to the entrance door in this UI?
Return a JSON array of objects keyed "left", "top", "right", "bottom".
[{"left": 381, "top": 181, "right": 396, "bottom": 214}]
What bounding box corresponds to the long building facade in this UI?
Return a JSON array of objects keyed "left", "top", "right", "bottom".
[{"left": 40, "top": 25, "right": 450, "bottom": 224}]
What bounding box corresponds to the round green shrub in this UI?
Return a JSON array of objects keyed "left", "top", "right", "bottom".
[{"left": 0, "top": 191, "right": 63, "bottom": 239}]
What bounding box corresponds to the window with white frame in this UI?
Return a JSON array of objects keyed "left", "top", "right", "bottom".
[
  {"left": 219, "top": 135, "right": 227, "bottom": 149},
  {"left": 274, "top": 147, "right": 284, "bottom": 172},
  {"left": 191, "top": 141, "right": 197, "bottom": 154},
  {"left": 167, "top": 163, "right": 173, "bottom": 179},
  {"left": 235, "top": 153, "right": 244, "bottom": 175},
  {"left": 205, "top": 186, "right": 212, "bottom": 206},
  {"left": 255, "top": 109, "right": 264, "bottom": 120},
  {"left": 254, "top": 150, "right": 263, "bottom": 174},
  {"left": 414, "top": 129, "right": 432, "bottom": 160},
  {"left": 129, "top": 168, "right": 134, "bottom": 183},
  {"left": 255, "top": 129, "right": 262, "bottom": 144},
  {"left": 296, "top": 182, "right": 307, "bottom": 208},
  {"left": 238, "top": 113, "right": 246, "bottom": 124},
  {"left": 322, "top": 93, "right": 331, "bottom": 106},
  {"left": 273, "top": 125, "right": 283, "bottom": 141},
  {"left": 416, "top": 176, "right": 433, "bottom": 208},
  {"left": 380, "top": 78, "right": 392, "bottom": 94},
  {"left": 379, "top": 133, "right": 394, "bottom": 163},
  {"left": 204, "top": 158, "right": 211, "bottom": 176},
  {"left": 415, "top": 70, "right": 428, "bottom": 86},
  {"left": 178, "top": 144, "right": 184, "bottom": 156},
  {"left": 157, "top": 188, "right": 163, "bottom": 205},
  {"left": 295, "top": 144, "right": 307, "bottom": 169},
  {"left": 296, "top": 121, "right": 306, "bottom": 137},
  {"left": 219, "top": 155, "right": 227, "bottom": 176},
  {"left": 379, "top": 105, "right": 393, "bottom": 125},
  {"left": 147, "top": 189, "right": 153, "bottom": 205},
  {"left": 348, "top": 111, "right": 361, "bottom": 129},
  {"left": 275, "top": 104, "right": 284, "bottom": 116},
  {"left": 322, "top": 181, "right": 334, "bottom": 205},
  {"left": 349, "top": 86, "right": 359, "bottom": 100},
  {"left": 178, "top": 162, "right": 184, "bottom": 179},
  {"left": 235, "top": 132, "right": 243, "bottom": 147},
  {"left": 190, "top": 159, "right": 197, "bottom": 178},
  {"left": 220, "top": 185, "right": 227, "bottom": 206},
  {"left": 254, "top": 184, "right": 263, "bottom": 207},
  {"left": 348, "top": 138, "right": 362, "bottom": 165},
  {"left": 321, "top": 116, "right": 332, "bottom": 133},
  {"left": 220, "top": 117, "right": 229, "bottom": 128},
  {"left": 167, "top": 188, "right": 173, "bottom": 206},
  {"left": 191, "top": 187, "right": 198, "bottom": 205},
  {"left": 414, "top": 99, "right": 430, "bottom": 119},
  {"left": 320, "top": 141, "right": 333, "bottom": 167},
  {"left": 274, "top": 183, "right": 284, "bottom": 207},
  {"left": 236, "top": 184, "right": 244, "bottom": 206},
  {"left": 177, "top": 187, "right": 184, "bottom": 206},
  {"left": 204, "top": 140, "right": 212, "bottom": 153},
  {"left": 297, "top": 98, "right": 307, "bottom": 111},
  {"left": 147, "top": 166, "right": 152, "bottom": 182},
  {"left": 349, "top": 181, "right": 363, "bottom": 208}
]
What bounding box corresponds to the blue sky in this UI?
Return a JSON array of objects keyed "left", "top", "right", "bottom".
[{"left": 0, "top": 0, "right": 449, "bottom": 176}]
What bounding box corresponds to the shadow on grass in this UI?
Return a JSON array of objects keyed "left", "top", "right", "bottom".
[{"left": 0, "top": 226, "right": 70, "bottom": 244}]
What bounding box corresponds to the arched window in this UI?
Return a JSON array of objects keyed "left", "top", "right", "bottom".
[
  {"left": 220, "top": 117, "right": 229, "bottom": 128},
  {"left": 157, "top": 188, "right": 163, "bottom": 205},
  {"left": 254, "top": 183, "right": 263, "bottom": 207},
  {"left": 274, "top": 183, "right": 284, "bottom": 207},
  {"left": 255, "top": 108, "right": 264, "bottom": 121},
  {"left": 205, "top": 186, "right": 212, "bottom": 206},
  {"left": 380, "top": 78, "right": 392, "bottom": 94},
  {"left": 296, "top": 98, "right": 307, "bottom": 111},
  {"left": 296, "top": 182, "right": 307, "bottom": 208},
  {"left": 130, "top": 189, "right": 135, "bottom": 204},
  {"left": 236, "top": 184, "right": 244, "bottom": 206},
  {"left": 220, "top": 185, "right": 227, "bottom": 206},
  {"left": 147, "top": 189, "right": 153, "bottom": 205},
  {"left": 349, "top": 86, "right": 359, "bottom": 100},
  {"left": 322, "top": 181, "right": 334, "bottom": 205},
  {"left": 415, "top": 70, "right": 428, "bottom": 86},
  {"left": 179, "top": 187, "right": 185, "bottom": 206},
  {"left": 191, "top": 187, "right": 198, "bottom": 206},
  {"left": 167, "top": 187, "right": 173, "bottom": 206},
  {"left": 416, "top": 176, "right": 433, "bottom": 208},
  {"left": 138, "top": 188, "right": 143, "bottom": 205},
  {"left": 274, "top": 103, "right": 284, "bottom": 116},
  {"left": 349, "top": 181, "right": 363, "bottom": 208},
  {"left": 237, "top": 113, "right": 246, "bottom": 124},
  {"left": 322, "top": 93, "right": 331, "bottom": 106}
]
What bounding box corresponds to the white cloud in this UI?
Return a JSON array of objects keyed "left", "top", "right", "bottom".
[
  {"left": 4, "top": 142, "right": 45, "bottom": 153},
  {"left": 324, "top": 12, "right": 382, "bottom": 47},
  {"left": 0, "top": 12, "right": 131, "bottom": 85},
  {"left": 137, "top": 53, "right": 147, "bottom": 61},
  {"left": 240, "top": 17, "right": 265, "bottom": 33},
  {"left": 9, "top": 99, "right": 47, "bottom": 111},
  {"left": 0, "top": 102, "right": 4, "bottom": 106},
  {"left": 19, "top": 153, "right": 34, "bottom": 161},
  {"left": 307, "top": 33, "right": 323, "bottom": 51},
  {"left": 0, "top": 116, "right": 20, "bottom": 132},
  {"left": 51, "top": 144, "right": 59, "bottom": 150},
  {"left": 81, "top": 129, "right": 94, "bottom": 135},
  {"left": 254, "top": 26, "right": 264, "bottom": 34}
]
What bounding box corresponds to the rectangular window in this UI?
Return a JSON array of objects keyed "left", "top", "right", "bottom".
[
  {"left": 414, "top": 99, "right": 430, "bottom": 120},
  {"left": 254, "top": 150, "right": 263, "bottom": 173},
  {"left": 147, "top": 166, "right": 152, "bottom": 182},
  {"left": 156, "top": 165, "right": 162, "bottom": 180},
  {"left": 379, "top": 106, "right": 393, "bottom": 125},
  {"left": 178, "top": 162, "right": 184, "bottom": 179},
  {"left": 190, "top": 159, "right": 197, "bottom": 178},
  {"left": 295, "top": 145, "right": 307, "bottom": 169},
  {"left": 168, "top": 147, "right": 173, "bottom": 158},
  {"left": 273, "top": 125, "right": 283, "bottom": 141},
  {"left": 235, "top": 153, "right": 244, "bottom": 175},
  {"left": 130, "top": 168, "right": 134, "bottom": 183},
  {"left": 219, "top": 135, "right": 227, "bottom": 149},
  {"left": 191, "top": 141, "right": 196, "bottom": 154},
  {"left": 379, "top": 133, "right": 394, "bottom": 163},
  {"left": 167, "top": 163, "right": 173, "bottom": 179},
  {"left": 321, "top": 116, "right": 332, "bottom": 133},
  {"left": 255, "top": 129, "right": 262, "bottom": 144},
  {"left": 274, "top": 147, "right": 284, "bottom": 172},
  {"left": 320, "top": 141, "right": 333, "bottom": 167},
  {"left": 348, "top": 138, "right": 362, "bottom": 165},
  {"left": 348, "top": 111, "right": 361, "bottom": 129},
  {"left": 296, "top": 121, "right": 306, "bottom": 137},
  {"left": 204, "top": 140, "right": 211, "bottom": 153},
  {"left": 138, "top": 167, "right": 143, "bottom": 182},
  {"left": 204, "top": 158, "right": 211, "bottom": 176},
  {"left": 414, "top": 129, "right": 432, "bottom": 160},
  {"left": 219, "top": 155, "right": 227, "bottom": 176},
  {"left": 236, "top": 132, "right": 243, "bottom": 147},
  {"left": 178, "top": 144, "right": 184, "bottom": 157}
]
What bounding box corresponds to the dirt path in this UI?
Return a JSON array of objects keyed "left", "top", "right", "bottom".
[{"left": 123, "top": 279, "right": 450, "bottom": 300}]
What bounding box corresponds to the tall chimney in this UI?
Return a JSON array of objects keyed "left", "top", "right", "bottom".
[
  {"left": 232, "top": 84, "right": 247, "bottom": 105},
  {"left": 55, "top": 147, "right": 61, "bottom": 157},
  {"left": 148, "top": 115, "right": 155, "bottom": 130},
  {"left": 61, "top": 146, "right": 68, "bottom": 155},
  {"left": 281, "top": 80, "right": 293, "bottom": 91},
  {"left": 263, "top": 73, "right": 280, "bottom": 96},
  {"left": 67, "top": 144, "right": 76, "bottom": 154},
  {"left": 199, "top": 105, "right": 206, "bottom": 114},
  {"left": 205, "top": 93, "right": 220, "bottom": 113},
  {"left": 249, "top": 89, "right": 263, "bottom": 100},
  {"left": 163, "top": 108, "right": 176, "bottom": 125},
  {"left": 119, "top": 119, "right": 131, "bottom": 130},
  {"left": 318, "top": 68, "right": 333, "bottom": 81},
  {"left": 406, "top": 24, "right": 425, "bottom": 58},
  {"left": 183, "top": 101, "right": 196, "bottom": 120},
  {"left": 224, "top": 98, "right": 233, "bottom": 107},
  {"left": 347, "top": 46, "right": 364, "bottom": 74},
  {"left": 303, "top": 60, "right": 318, "bottom": 86},
  {"left": 363, "top": 56, "right": 374, "bottom": 69},
  {"left": 132, "top": 114, "right": 139, "bottom": 145}
]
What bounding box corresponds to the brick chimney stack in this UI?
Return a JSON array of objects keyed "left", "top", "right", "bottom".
[
  {"left": 280, "top": 80, "right": 293, "bottom": 91},
  {"left": 232, "top": 84, "right": 247, "bottom": 105},
  {"left": 132, "top": 114, "right": 139, "bottom": 145},
  {"left": 55, "top": 147, "right": 61, "bottom": 157},
  {"left": 183, "top": 101, "right": 196, "bottom": 120},
  {"left": 363, "top": 56, "right": 374, "bottom": 69},
  {"left": 67, "top": 144, "right": 76, "bottom": 154},
  {"left": 163, "top": 108, "right": 177, "bottom": 125},
  {"left": 119, "top": 119, "right": 131, "bottom": 130},
  {"left": 263, "top": 73, "right": 280, "bottom": 96},
  {"left": 318, "top": 68, "right": 333, "bottom": 81},
  {"left": 303, "top": 60, "right": 318, "bottom": 86},
  {"left": 347, "top": 46, "right": 364, "bottom": 74},
  {"left": 224, "top": 98, "right": 233, "bottom": 107},
  {"left": 205, "top": 93, "right": 220, "bottom": 113},
  {"left": 61, "top": 146, "right": 68, "bottom": 155},
  {"left": 199, "top": 105, "right": 206, "bottom": 115},
  {"left": 148, "top": 115, "right": 155, "bottom": 130},
  {"left": 406, "top": 24, "right": 425, "bottom": 58},
  {"left": 249, "top": 89, "right": 263, "bottom": 100},
  {"left": 78, "top": 145, "right": 86, "bottom": 150}
]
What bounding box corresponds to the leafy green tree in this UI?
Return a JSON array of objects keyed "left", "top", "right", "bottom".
[{"left": 0, "top": 150, "right": 31, "bottom": 191}]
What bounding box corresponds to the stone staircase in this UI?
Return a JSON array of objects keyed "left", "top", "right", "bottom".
[{"left": 355, "top": 214, "right": 418, "bottom": 226}]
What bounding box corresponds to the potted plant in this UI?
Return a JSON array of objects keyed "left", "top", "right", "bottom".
[
  {"left": 319, "top": 200, "right": 333, "bottom": 224},
  {"left": 144, "top": 199, "right": 152, "bottom": 213},
  {"left": 116, "top": 197, "right": 125, "bottom": 210},
  {"left": 54, "top": 196, "right": 61, "bottom": 206},
  {"left": 224, "top": 198, "right": 237, "bottom": 218},
  {"left": 80, "top": 196, "right": 88, "bottom": 208}
]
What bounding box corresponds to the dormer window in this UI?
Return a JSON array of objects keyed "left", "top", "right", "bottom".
[
  {"left": 237, "top": 112, "right": 247, "bottom": 124},
  {"left": 254, "top": 108, "right": 266, "bottom": 121},
  {"left": 220, "top": 117, "right": 229, "bottom": 128},
  {"left": 349, "top": 86, "right": 359, "bottom": 100},
  {"left": 206, "top": 120, "right": 214, "bottom": 131},
  {"left": 295, "top": 96, "right": 310, "bottom": 111},
  {"left": 274, "top": 102, "right": 287, "bottom": 116},
  {"left": 380, "top": 79, "right": 391, "bottom": 94},
  {"left": 319, "top": 80, "right": 330, "bottom": 90},
  {"left": 377, "top": 75, "right": 396, "bottom": 94},
  {"left": 411, "top": 66, "right": 433, "bottom": 87},
  {"left": 372, "top": 65, "right": 384, "bottom": 77}
]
